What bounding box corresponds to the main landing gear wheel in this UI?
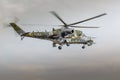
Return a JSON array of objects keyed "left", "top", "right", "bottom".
[
  {"left": 58, "top": 46, "right": 62, "bottom": 50},
  {"left": 64, "top": 40, "right": 70, "bottom": 47},
  {"left": 82, "top": 46, "right": 85, "bottom": 49},
  {"left": 66, "top": 43, "right": 70, "bottom": 46}
]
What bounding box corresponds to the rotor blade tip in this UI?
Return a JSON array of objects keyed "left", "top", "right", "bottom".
[
  {"left": 103, "top": 13, "right": 107, "bottom": 15},
  {"left": 50, "top": 11, "right": 55, "bottom": 14}
]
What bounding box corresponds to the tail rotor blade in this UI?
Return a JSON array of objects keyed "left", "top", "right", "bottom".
[
  {"left": 14, "top": 17, "right": 19, "bottom": 23},
  {"left": 2, "top": 23, "right": 10, "bottom": 28}
]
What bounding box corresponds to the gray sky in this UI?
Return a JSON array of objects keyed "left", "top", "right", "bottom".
[{"left": 0, "top": 0, "right": 120, "bottom": 80}]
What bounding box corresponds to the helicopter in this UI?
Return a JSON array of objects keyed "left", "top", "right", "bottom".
[{"left": 9, "top": 11, "right": 106, "bottom": 50}]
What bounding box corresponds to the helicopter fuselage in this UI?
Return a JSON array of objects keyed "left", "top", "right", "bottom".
[{"left": 21, "top": 28, "right": 93, "bottom": 48}]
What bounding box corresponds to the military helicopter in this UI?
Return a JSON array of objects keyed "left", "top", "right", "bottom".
[{"left": 9, "top": 11, "right": 106, "bottom": 50}]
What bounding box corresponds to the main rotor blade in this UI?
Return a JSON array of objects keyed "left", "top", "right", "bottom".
[
  {"left": 68, "top": 13, "right": 107, "bottom": 26},
  {"left": 70, "top": 26, "right": 99, "bottom": 28},
  {"left": 50, "top": 11, "right": 67, "bottom": 26},
  {"left": 20, "top": 24, "right": 63, "bottom": 27}
]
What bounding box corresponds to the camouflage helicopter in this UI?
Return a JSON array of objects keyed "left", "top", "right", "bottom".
[{"left": 9, "top": 11, "right": 106, "bottom": 50}]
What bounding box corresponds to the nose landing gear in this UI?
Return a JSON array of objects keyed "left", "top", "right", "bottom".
[{"left": 64, "top": 40, "right": 70, "bottom": 47}]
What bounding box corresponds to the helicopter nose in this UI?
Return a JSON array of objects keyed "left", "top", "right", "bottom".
[
  {"left": 89, "top": 39, "right": 93, "bottom": 42},
  {"left": 86, "top": 37, "right": 93, "bottom": 45}
]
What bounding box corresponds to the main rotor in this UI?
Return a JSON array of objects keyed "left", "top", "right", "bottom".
[{"left": 50, "top": 11, "right": 107, "bottom": 29}]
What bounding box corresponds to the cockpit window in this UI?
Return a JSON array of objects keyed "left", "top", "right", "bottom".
[{"left": 75, "top": 30, "right": 82, "bottom": 36}]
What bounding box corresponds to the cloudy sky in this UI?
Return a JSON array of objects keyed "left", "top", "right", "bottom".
[{"left": 0, "top": 0, "right": 120, "bottom": 80}]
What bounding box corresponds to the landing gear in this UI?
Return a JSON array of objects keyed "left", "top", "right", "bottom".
[
  {"left": 58, "top": 46, "right": 62, "bottom": 50},
  {"left": 53, "top": 43, "right": 56, "bottom": 47},
  {"left": 21, "top": 36, "right": 24, "bottom": 40},
  {"left": 64, "top": 40, "right": 70, "bottom": 47},
  {"left": 82, "top": 45, "right": 85, "bottom": 49},
  {"left": 66, "top": 43, "right": 70, "bottom": 46}
]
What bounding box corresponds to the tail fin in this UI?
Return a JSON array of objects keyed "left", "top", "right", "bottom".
[{"left": 9, "top": 23, "right": 25, "bottom": 35}]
